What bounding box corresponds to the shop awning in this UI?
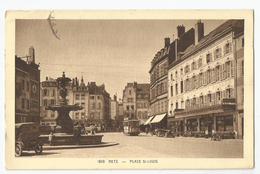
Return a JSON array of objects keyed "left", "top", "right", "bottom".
[
  {"left": 150, "top": 114, "right": 167, "bottom": 124},
  {"left": 144, "top": 116, "right": 155, "bottom": 125}
]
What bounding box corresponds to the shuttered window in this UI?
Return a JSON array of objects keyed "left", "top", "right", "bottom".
[{"left": 231, "top": 60, "right": 234, "bottom": 76}]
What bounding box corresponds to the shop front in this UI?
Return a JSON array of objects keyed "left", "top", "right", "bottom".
[
  {"left": 150, "top": 113, "right": 167, "bottom": 130},
  {"left": 174, "top": 98, "right": 236, "bottom": 138}
]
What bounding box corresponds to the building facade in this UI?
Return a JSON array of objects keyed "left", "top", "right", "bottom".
[
  {"left": 167, "top": 20, "right": 244, "bottom": 138},
  {"left": 148, "top": 25, "right": 195, "bottom": 129},
  {"left": 122, "top": 82, "right": 150, "bottom": 125},
  {"left": 136, "top": 84, "right": 150, "bottom": 124},
  {"left": 15, "top": 46, "right": 40, "bottom": 123},
  {"left": 72, "top": 77, "right": 88, "bottom": 121},
  {"left": 122, "top": 82, "right": 137, "bottom": 119},
  {"left": 40, "top": 77, "right": 59, "bottom": 125}
]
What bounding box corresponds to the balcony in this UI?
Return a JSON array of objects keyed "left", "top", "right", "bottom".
[{"left": 174, "top": 98, "right": 236, "bottom": 117}]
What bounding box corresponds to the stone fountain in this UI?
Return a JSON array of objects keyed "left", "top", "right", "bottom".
[
  {"left": 45, "top": 72, "right": 82, "bottom": 133},
  {"left": 40, "top": 72, "right": 104, "bottom": 146}
]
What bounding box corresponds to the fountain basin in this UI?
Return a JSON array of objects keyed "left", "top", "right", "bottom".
[{"left": 39, "top": 133, "right": 103, "bottom": 146}]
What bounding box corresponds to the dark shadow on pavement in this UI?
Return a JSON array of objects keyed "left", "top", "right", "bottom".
[{"left": 18, "top": 152, "right": 59, "bottom": 157}]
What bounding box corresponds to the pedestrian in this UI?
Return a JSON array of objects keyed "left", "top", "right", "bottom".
[
  {"left": 145, "top": 127, "right": 148, "bottom": 135},
  {"left": 75, "top": 125, "right": 81, "bottom": 145},
  {"left": 48, "top": 132, "right": 53, "bottom": 146}
]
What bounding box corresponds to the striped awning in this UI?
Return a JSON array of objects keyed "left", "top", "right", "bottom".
[
  {"left": 150, "top": 114, "right": 167, "bottom": 124},
  {"left": 144, "top": 116, "right": 155, "bottom": 125}
]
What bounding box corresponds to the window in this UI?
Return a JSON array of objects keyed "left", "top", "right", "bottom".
[
  {"left": 192, "top": 61, "right": 197, "bottom": 71},
  {"left": 75, "top": 94, "right": 80, "bottom": 100},
  {"left": 231, "top": 60, "right": 234, "bottom": 76},
  {"left": 171, "top": 74, "right": 173, "bottom": 80},
  {"left": 193, "top": 76, "right": 196, "bottom": 89},
  {"left": 226, "top": 88, "right": 234, "bottom": 98},
  {"left": 207, "top": 69, "right": 211, "bottom": 83},
  {"left": 206, "top": 53, "right": 212, "bottom": 63},
  {"left": 198, "top": 58, "right": 202, "bottom": 68},
  {"left": 200, "top": 73, "right": 203, "bottom": 86},
  {"left": 170, "top": 85, "right": 173, "bottom": 97},
  {"left": 81, "top": 94, "right": 85, "bottom": 100},
  {"left": 181, "top": 81, "right": 184, "bottom": 93},
  {"left": 53, "top": 89, "right": 55, "bottom": 97},
  {"left": 186, "top": 79, "right": 189, "bottom": 91},
  {"left": 97, "top": 96, "right": 100, "bottom": 99},
  {"left": 92, "top": 103, "right": 95, "bottom": 109},
  {"left": 26, "top": 99, "right": 29, "bottom": 109},
  {"left": 222, "top": 64, "right": 226, "bottom": 79},
  {"left": 27, "top": 82, "right": 29, "bottom": 91},
  {"left": 241, "top": 60, "right": 244, "bottom": 76},
  {"left": 214, "top": 48, "right": 222, "bottom": 59},
  {"left": 215, "top": 66, "right": 220, "bottom": 81},
  {"left": 51, "top": 99, "right": 55, "bottom": 105},
  {"left": 164, "top": 63, "right": 167, "bottom": 75},
  {"left": 129, "top": 90, "right": 132, "bottom": 95},
  {"left": 185, "top": 65, "right": 190, "bottom": 74},
  {"left": 22, "top": 80, "right": 25, "bottom": 90},
  {"left": 200, "top": 96, "right": 204, "bottom": 107},
  {"left": 175, "top": 102, "right": 178, "bottom": 109},
  {"left": 211, "top": 68, "right": 215, "bottom": 82},
  {"left": 81, "top": 102, "right": 85, "bottom": 109},
  {"left": 180, "top": 68, "right": 183, "bottom": 75},
  {"left": 158, "top": 102, "right": 160, "bottom": 113},
  {"left": 242, "top": 38, "right": 244, "bottom": 47},
  {"left": 208, "top": 94, "right": 211, "bottom": 104},
  {"left": 51, "top": 114, "right": 55, "bottom": 118},
  {"left": 44, "top": 89, "right": 48, "bottom": 96},
  {"left": 224, "top": 43, "right": 232, "bottom": 54},
  {"left": 204, "top": 71, "right": 207, "bottom": 85},
  {"left": 90, "top": 96, "right": 95, "bottom": 99},
  {"left": 216, "top": 92, "right": 221, "bottom": 104},
  {"left": 226, "top": 61, "right": 231, "bottom": 78},
  {"left": 44, "top": 99, "right": 47, "bottom": 106},
  {"left": 175, "top": 83, "right": 178, "bottom": 95},
  {"left": 161, "top": 83, "right": 164, "bottom": 93},
  {"left": 175, "top": 71, "right": 178, "bottom": 78},
  {"left": 131, "top": 105, "right": 134, "bottom": 110},
  {"left": 161, "top": 65, "right": 164, "bottom": 77}
]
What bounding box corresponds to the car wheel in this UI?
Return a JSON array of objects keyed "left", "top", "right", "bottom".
[
  {"left": 15, "top": 144, "right": 22, "bottom": 157},
  {"left": 35, "top": 145, "right": 43, "bottom": 154}
]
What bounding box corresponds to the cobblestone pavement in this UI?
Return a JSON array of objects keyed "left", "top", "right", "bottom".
[{"left": 20, "top": 132, "right": 243, "bottom": 158}]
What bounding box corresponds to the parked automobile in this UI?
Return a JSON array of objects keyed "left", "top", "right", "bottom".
[{"left": 15, "top": 122, "right": 43, "bottom": 157}]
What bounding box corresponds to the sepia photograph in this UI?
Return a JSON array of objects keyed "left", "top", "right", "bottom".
[{"left": 5, "top": 10, "right": 254, "bottom": 169}]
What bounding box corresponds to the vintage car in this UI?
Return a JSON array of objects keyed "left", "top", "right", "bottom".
[{"left": 15, "top": 122, "right": 43, "bottom": 157}]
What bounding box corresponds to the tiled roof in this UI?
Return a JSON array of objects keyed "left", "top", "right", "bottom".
[
  {"left": 182, "top": 20, "right": 244, "bottom": 58},
  {"left": 137, "top": 84, "right": 150, "bottom": 94}
]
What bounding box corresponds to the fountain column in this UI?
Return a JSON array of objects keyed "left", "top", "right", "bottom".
[{"left": 45, "top": 72, "right": 82, "bottom": 134}]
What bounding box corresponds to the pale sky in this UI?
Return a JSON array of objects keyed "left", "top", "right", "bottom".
[{"left": 16, "top": 19, "right": 226, "bottom": 100}]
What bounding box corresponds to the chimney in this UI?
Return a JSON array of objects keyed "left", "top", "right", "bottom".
[
  {"left": 164, "top": 37, "right": 170, "bottom": 47},
  {"left": 72, "top": 78, "right": 75, "bottom": 86},
  {"left": 29, "top": 46, "right": 35, "bottom": 64},
  {"left": 75, "top": 77, "right": 78, "bottom": 86},
  {"left": 195, "top": 20, "right": 204, "bottom": 45},
  {"left": 177, "top": 25, "right": 185, "bottom": 38}
]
